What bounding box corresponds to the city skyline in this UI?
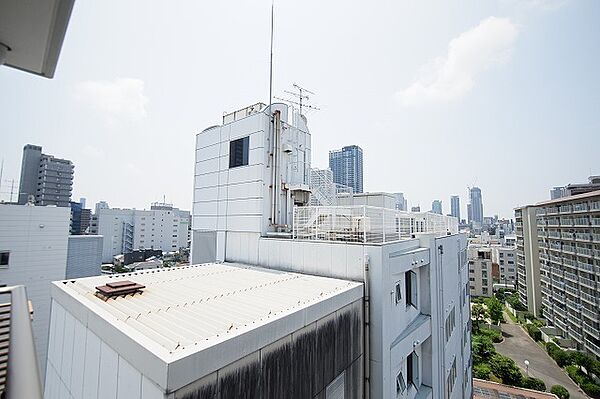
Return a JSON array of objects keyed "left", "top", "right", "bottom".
[{"left": 2, "top": 1, "right": 599, "bottom": 219}]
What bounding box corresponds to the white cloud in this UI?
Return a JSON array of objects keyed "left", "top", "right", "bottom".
[
  {"left": 74, "top": 78, "right": 149, "bottom": 121},
  {"left": 395, "top": 17, "right": 519, "bottom": 106}
]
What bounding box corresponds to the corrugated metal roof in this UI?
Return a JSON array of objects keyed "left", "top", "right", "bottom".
[{"left": 56, "top": 263, "right": 362, "bottom": 354}]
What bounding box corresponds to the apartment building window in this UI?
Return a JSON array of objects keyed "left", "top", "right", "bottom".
[
  {"left": 0, "top": 252, "right": 9, "bottom": 267},
  {"left": 405, "top": 270, "right": 418, "bottom": 308},
  {"left": 396, "top": 371, "right": 406, "bottom": 396},
  {"left": 407, "top": 352, "right": 419, "bottom": 388},
  {"left": 229, "top": 136, "right": 249, "bottom": 168},
  {"left": 395, "top": 281, "right": 402, "bottom": 304},
  {"left": 445, "top": 358, "right": 457, "bottom": 399},
  {"left": 469, "top": 277, "right": 475, "bottom": 282},
  {"left": 445, "top": 306, "right": 456, "bottom": 342},
  {"left": 482, "top": 287, "right": 489, "bottom": 295}
]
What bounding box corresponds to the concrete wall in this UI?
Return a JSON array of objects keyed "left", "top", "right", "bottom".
[
  {"left": 0, "top": 204, "right": 70, "bottom": 378},
  {"left": 44, "top": 300, "right": 164, "bottom": 399},
  {"left": 66, "top": 235, "right": 103, "bottom": 279},
  {"left": 173, "top": 300, "right": 363, "bottom": 399}
]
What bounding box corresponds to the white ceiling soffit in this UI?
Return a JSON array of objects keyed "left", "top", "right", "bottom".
[{"left": 0, "top": 0, "right": 75, "bottom": 78}]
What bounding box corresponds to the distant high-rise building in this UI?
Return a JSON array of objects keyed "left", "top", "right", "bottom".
[
  {"left": 94, "top": 200, "right": 109, "bottom": 214},
  {"left": 394, "top": 192, "right": 407, "bottom": 211},
  {"left": 18, "top": 144, "right": 74, "bottom": 207},
  {"left": 69, "top": 200, "right": 92, "bottom": 235},
  {"left": 468, "top": 187, "right": 484, "bottom": 227},
  {"left": 329, "top": 145, "right": 363, "bottom": 193},
  {"left": 450, "top": 195, "right": 460, "bottom": 220},
  {"left": 431, "top": 199, "right": 442, "bottom": 214},
  {"left": 411, "top": 205, "right": 421, "bottom": 212}
]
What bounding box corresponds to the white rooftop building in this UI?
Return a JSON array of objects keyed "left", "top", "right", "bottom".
[
  {"left": 188, "top": 103, "right": 471, "bottom": 399},
  {"left": 44, "top": 263, "right": 363, "bottom": 399}
]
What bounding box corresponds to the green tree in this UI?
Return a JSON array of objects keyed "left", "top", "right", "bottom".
[
  {"left": 473, "top": 363, "right": 491, "bottom": 380},
  {"left": 486, "top": 297, "right": 504, "bottom": 324},
  {"left": 550, "top": 385, "right": 570, "bottom": 399},
  {"left": 472, "top": 303, "right": 488, "bottom": 333},
  {"left": 489, "top": 354, "right": 523, "bottom": 386},
  {"left": 521, "top": 377, "right": 546, "bottom": 391},
  {"left": 472, "top": 335, "right": 495, "bottom": 364}
]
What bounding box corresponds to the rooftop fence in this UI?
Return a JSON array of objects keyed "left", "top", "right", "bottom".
[{"left": 293, "top": 205, "right": 458, "bottom": 244}]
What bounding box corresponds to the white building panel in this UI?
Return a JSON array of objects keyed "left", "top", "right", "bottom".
[
  {"left": 98, "top": 341, "right": 119, "bottom": 399},
  {"left": 117, "top": 357, "right": 142, "bottom": 399},
  {"left": 82, "top": 330, "right": 101, "bottom": 399}
]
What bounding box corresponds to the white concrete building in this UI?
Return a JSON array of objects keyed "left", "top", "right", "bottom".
[
  {"left": 0, "top": 204, "right": 70, "bottom": 377},
  {"left": 337, "top": 192, "right": 398, "bottom": 209},
  {"left": 91, "top": 202, "right": 190, "bottom": 263},
  {"left": 190, "top": 104, "right": 471, "bottom": 398},
  {"left": 515, "top": 205, "right": 543, "bottom": 316},
  {"left": 44, "top": 264, "right": 364, "bottom": 399},
  {"left": 468, "top": 246, "right": 493, "bottom": 297},
  {"left": 492, "top": 245, "right": 517, "bottom": 289}
]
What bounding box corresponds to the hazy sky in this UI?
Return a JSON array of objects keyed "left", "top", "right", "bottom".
[{"left": 1, "top": 0, "right": 599, "bottom": 218}]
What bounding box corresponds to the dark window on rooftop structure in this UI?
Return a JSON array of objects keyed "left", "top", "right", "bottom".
[
  {"left": 0, "top": 252, "right": 8, "bottom": 267},
  {"left": 229, "top": 136, "right": 249, "bottom": 168},
  {"left": 407, "top": 351, "right": 419, "bottom": 388},
  {"left": 405, "top": 270, "right": 418, "bottom": 308}
]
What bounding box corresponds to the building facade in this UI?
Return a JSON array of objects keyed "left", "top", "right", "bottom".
[
  {"left": 395, "top": 193, "right": 408, "bottom": 211},
  {"left": 450, "top": 195, "right": 460, "bottom": 221},
  {"left": 66, "top": 235, "right": 103, "bottom": 279},
  {"left": 536, "top": 191, "right": 600, "bottom": 358},
  {"left": 0, "top": 204, "right": 70, "bottom": 376},
  {"left": 191, "top": 104, "right": 471, "bottom": 398},
  {"left": 91, "top": 203, "right": 190, "bottom": 263},
  {"left": 515, "top": 205, "right": 543, "bottom": 317},
  {"left": 491, "top": 245, "right": 517, "bottom": 289},
  {"left": 468, "top": 246, "right": 493, "bottom": 297},
  {"left": 69, "top": 201, "right": 91, "bottom": 235},
  {"left": 329, "top": 145, "right": 363, "bottom": 194},
  {"left": 18, "top": 144, "right": 74, "bottom": 207},
  {"left": 468, "top": 187, "right": 484, "bottom": 229}
]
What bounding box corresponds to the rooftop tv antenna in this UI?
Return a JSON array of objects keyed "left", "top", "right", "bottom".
[{"left": 275, "top": 83, "right": 321, "bottom": 115}]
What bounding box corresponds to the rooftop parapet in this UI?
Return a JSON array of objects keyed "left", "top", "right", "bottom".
[{"left": 292, "top": 205, "right": 458, "bottom": 244}]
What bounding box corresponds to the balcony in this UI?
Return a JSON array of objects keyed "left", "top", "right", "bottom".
[
  {"left": 565, "top": 284, "right": 579, "bottom": 296},
  {"left": 560, "top": 218, "right": 574, "bottom": 227},
  {"left": 560, "top": 205, "right": 573, "bottom": 214},
  {"left": 573, "top": 203, "right": 589, "bottom": 213},
  {"left": 585, "top": 338, "right": 600, "bottom": 358},
  {"left": 554, "top": 317, "right": 568, "bottom": 332},
  {"left": 580, "top": 276, "right": 596, "bottom": 289},
  {"left": 542, "top": 297, "right": 553, "bottom": 309},
  {"left": 569, "top": 329, "right": 583, "bottom": 343},
  {"left": 583, "top": 322, "right": 599, "bottom": 337},
  {"left": 564, "top": 271, "right": 578, "bottom": 283},
  {"left": 580, "top": 291, "right": 597, "bottom": 305},
  {"left": 577, "top": 247, "right": 593, "bottom": 257},
  {"left": 575, "top": 233, "right": 591, "bottom": 242},
  {"left": 582, "top": 307, "right": 599, "bottom": 322},
  {"left": 566, "top": 299, "right": 580, "bottom": 313}
]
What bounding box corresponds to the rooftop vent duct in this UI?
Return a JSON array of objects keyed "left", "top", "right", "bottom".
[{"left": 95, "top": 280, "right": 145, "bottom": 300}]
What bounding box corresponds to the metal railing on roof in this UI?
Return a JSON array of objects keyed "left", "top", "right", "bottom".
[{"left": 292, "top": 205, "right": 458, "bottom": 243}]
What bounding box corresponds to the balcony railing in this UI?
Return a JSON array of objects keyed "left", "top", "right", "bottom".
[
  {"left": 581, "top": 291, "right": 597, "bottom": 305},
  {"left": 585, "top": 338, "right": 600, "bottom": 357},
  {"left": 292, "top": 205, "right": 458, "bottom": 243},
  {"left": 582, "top": 307, "right": 599, "bottom": 322},
  {"left": 583, "top": 322, "right": 599, "bottom": 337}
]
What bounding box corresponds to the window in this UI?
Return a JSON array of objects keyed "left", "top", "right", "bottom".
[
  {"left": 407, "top": 351, "right": 419, "bottom": 388},
  {"left": 405, "top": 270, "right": 418, "bottom": 308},
  {"left": 229, "top": 136, "right": 249, "bottom": 168},
  {"left": 445, "top": 306, "right": 456, "bottom": 342},
  {"left": 482, "top": 287, "right": 489, "bottom": 295},
  {"left": 0, "top": 252, "right": 9, "bottom": 267},
  {"left": 396, "top": 372, "right": 406, "bottom": 396},
  {"left": 445, "top": 358, "right": 457, "bottom": 399},
  {"left": 395, "top": 281, "right": 402, "bottom": 304}
]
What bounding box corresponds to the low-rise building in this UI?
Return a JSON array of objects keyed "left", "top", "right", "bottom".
[
  {"left": 44, "top": 264, "right": 364, "bottom": 399},
  {"left": 492, "top": 245, "right": 517, "bottom": 289},
  {"left": 0, "top": 204, "right": 70, "bottom": 376},
  {"left": 468, "top": 246, "right": 493, "bottom": 297},
  {"left": 91, "top": 202, "right": 190, "bottom": 263}
]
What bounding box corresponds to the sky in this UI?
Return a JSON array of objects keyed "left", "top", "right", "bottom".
[{"left": 1, "top": 0, "right": 599, "bottom": 219}]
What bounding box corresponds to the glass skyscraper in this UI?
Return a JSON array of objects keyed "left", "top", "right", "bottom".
[
  {"left": 468, "top": 187, "right": 484, "bottom": 225},
  {"left": 328, "top": 145, "right": 363, "bottom": 193}
]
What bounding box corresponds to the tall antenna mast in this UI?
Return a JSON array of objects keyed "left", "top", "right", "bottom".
[{"left": 268, "top": 0, "right": 274, "bottom": 113}]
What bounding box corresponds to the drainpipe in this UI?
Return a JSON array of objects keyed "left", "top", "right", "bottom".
[
  {"left": 363, "top": 254, "right": 371, "bottom": 399},
  {"left": 2, "top": 285, "right": 43, "bottom": 399}
]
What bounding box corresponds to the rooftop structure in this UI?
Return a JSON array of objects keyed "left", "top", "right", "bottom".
[
  {"left": 473, "top": 379, "right": 558, "bottom": 399},
  {"left": 45, "top": 263, "right": 363, "bottom": 398}
]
